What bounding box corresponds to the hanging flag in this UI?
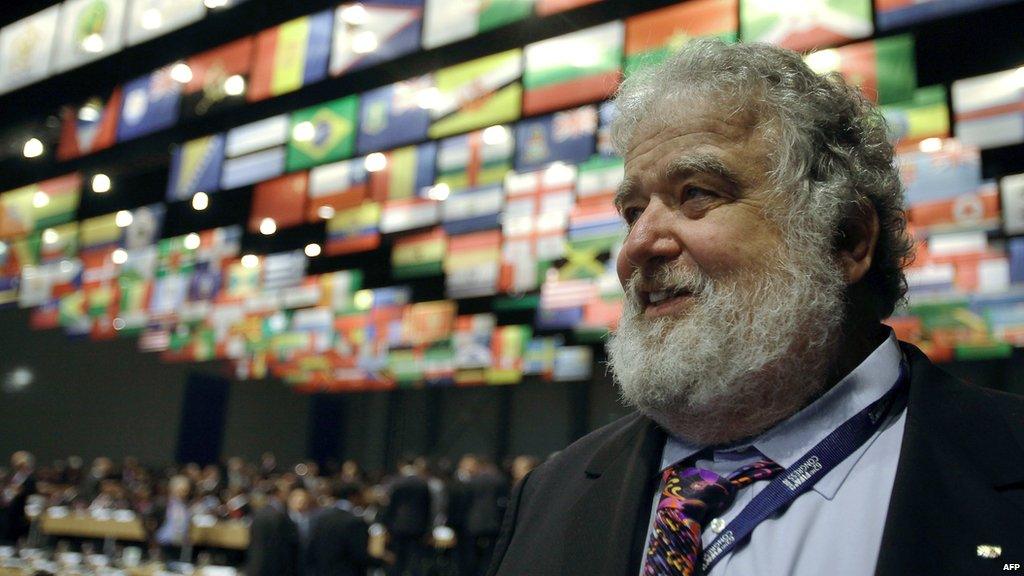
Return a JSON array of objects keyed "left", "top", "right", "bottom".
[
  {"left": 221, "top": 147, "right": 286, "bottom": 190},
  {"left": 907, "top": 183, "right": 1000, "bottom": 232},
  {"left": 569, "top": 198, "right": 625, "bottom": 253},
  {"left": 576, "top": 155, "right": 624, "bottom": 203},
  {"left": 53, "top": 0, "right": 128, "bottom": 73},
  {"left": 428, "top": 50, "right": 523, "bottom": 139},
  {"left": 953, "top": 67, "right": 1024, "bottom": 151},
  {"left": 436, "top": 127, "right": 514, "bottom": 193},
  {"left": 181, "top": 37, "right": 254, "bottom": 120},
  {"left": 740, "top": 0, "right": 872, "bottom": 52},
  {"left": 624, "top": 0, "right": 737, "bottom": 76},
  {"left": 553, "top": 346, "right": 593, "bottom": 381},
  {"left": 287, "top": 95, "right": 360, "bottom": 171},
  {"left": 249, "top": 10, "right": 333, "bottom": 102},
  {"left": 117, "top": 66, "right": 183, "bottom": 141},
  {"left": 0, "top": 6, "right": 60, "bottom": 95},
  {"left": 36, "top": 223, "right": 80, "bottom": 263},
  {"left": 357, "top": 75, "right": 433, "bottom": 154},
  {"left": 595, "top": 100, "right": 618, "bottom": 158},
  {"left": 403, "top": 300, "right": 456, "bottom": 345},
  {"left": 0, "top": 174, "right": 83, "bottom": 239},
  {"left": 487, "top": 324, "right": 530, "bottom": 385},
  {"left": 250, "top": 172, "right": 308, "bottom": 233},
  {"left": 126, "top": 0, "right": 207, "bottom": 45},
  {"left": 514, "top": 105, "right": 597, "bottom": 171},
  {"left": 422, "top": 0, "right": 534, "bottom": 49},
  {"left": 225, "top": 114, "right": 290, "bottom": 157},
  {"left": 453, "top": 313, "right": 494, "bottom": 384},
  {"left": 897, "top": 140, "right": 983, "bottom": 206},
  {"left": 307, "top": 157, "right": 368, "bottom": 221},
  {"left": 167, "top": 134, "right": 226, "bottom": 201},
  {"left": 221, "top": 115, "right": 289, "bottom": 189},
  {"left": 319, "top": 270, "right": 363, "bottom": 312},
  {"left": 442, "top": 185, "right": 505, "bottom": 234},
  {"left": 368, "top": 142, "right": 437, "bottom": 202},
  {"left": 804, "top": 34, "right": 916, "bottom": 105},
  {"left": 331, "top": 0, "right": 424, "bottom": 76},
  {"left": 392, "top": 227, "right": 447, "bottom": 279},
  {"left": 262, "top": 250, "right": 307, "bottom": 291},
  {"left": 380, "top": 198, "right": 441, "bottom": 234},
  {"left": 326, "top": 202, "right": 381, "bottom": 255},
  {"left": 445, "top": 230, "right": 502, "bottom": 298},
  {"left": 875, "top": 0, "right": 1017, "bottom": 31},
  {"left": 881, "top": 85, "right": 949, "bottom": 148},
  {"left": 523, "top": 22, "right": 622, "bottom": 115},
  {"left": 536, "top": 0, "right": 601, "bottom": 16},
  {"left": 522, "top": 335, "right": 563, "bottom": 378},
  {"left": 57, "top": 89, "right": 123, "bottom": 161}
]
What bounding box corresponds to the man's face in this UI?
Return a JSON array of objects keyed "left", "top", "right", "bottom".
[{"left": 608, "top": 94, "right": 846, "bottom": 444}]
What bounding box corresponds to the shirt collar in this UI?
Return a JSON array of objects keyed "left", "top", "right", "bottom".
[{"left": 660, "top": 332, "right": 902, "bottom": 499}]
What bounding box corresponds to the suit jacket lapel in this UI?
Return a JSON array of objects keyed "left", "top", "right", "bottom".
[
  {"left": 562, "top": 413, "right": 665, "bottom": 576},
  {"left": 876, "top": 343, "right": 1024, "bottom": 576}
]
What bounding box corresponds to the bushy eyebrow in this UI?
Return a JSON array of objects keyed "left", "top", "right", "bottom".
[{"left": 614, "top": 153, "right": 742, "bottom": 213}]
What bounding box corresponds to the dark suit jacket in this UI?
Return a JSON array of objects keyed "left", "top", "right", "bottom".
[
  {"left": 487, "top": 342, "right": 1024, "bottom": 576},
  {"left": 383, "top": 474, "right": 432, "bottom": 538},
  {"left": 307, "top": 506, "right": 378, "bottom": 576},
  {"left": 247, "top": 503, "right": 300, "bottom": 576},
  {"left": 466, "top": 471, "right": 510, "bottom": 537}
]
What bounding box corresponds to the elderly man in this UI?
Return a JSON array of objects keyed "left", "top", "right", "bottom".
[{"left": 486, "top": 39, "right": 1024, "bottom": 576}]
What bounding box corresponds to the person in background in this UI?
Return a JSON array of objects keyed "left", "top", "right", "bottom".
[
  {"left": 0, "top": 451, "right": 37, "bottom": 545},
  {"left": 288, "top": 487, "right": 315, "bottom": 575},
  {"left": 247, "top": 481, "right": 299, "bottom": 576},
  {"left": 463, "top": 460, "right": 507, "bottom": 576},
  {"left": 382, "top": 458, "right": 432, "bottom": 576},
  {"left": 308, "top": 481, "right": 390, "bottom": 576},
  {"left": 153, "top": 475, "right": 191, "bottom": 562}
]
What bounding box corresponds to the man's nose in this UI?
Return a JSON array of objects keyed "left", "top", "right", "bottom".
[{"left": 619, "top": 199, "right": 681, "bottom": 273}]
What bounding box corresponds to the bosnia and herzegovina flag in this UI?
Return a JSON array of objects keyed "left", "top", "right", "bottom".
[
  {"left": 740, "top": 0, "right": 872, "bottom": 53},
  {"left": 326, "top": 202, "right": 381, "bottom": 255},
  {"left": 287, "top": 94, "right": 360, "bottom": 171},
  {"left": 357, "top": 75, "right": 433, "bottom": 155},
  {"left": 522, "top": 22, "right": 622, "bottom": 116},
  {"left": 624, "top": 0, "right": 737, "bottom": 76},
  {"left": 167, "top": 134, "right": 226, "bottom": 201},
  {"left": 331, "top": 0, "right": 424, "bottom": 76},
  {"left": 249, "top": 10, "right": 333, "bottom": 103},
  {"left": 804, "top": 34, "right": 916, "bottom": 105},
  {"left": 436, "top": 127, "right": 514, "bottom": 193},
  {"left": 57, "top": 89, "right": 122, "bottom": 161},
  {"left": 368, "top": 142, "right": 436, "bottom": 203},
  {"left": 881, "top": 85, "right": 950, "bottom": 149},
  {"left": 428, "top": 50, "right": 523, "bottom": 139}
]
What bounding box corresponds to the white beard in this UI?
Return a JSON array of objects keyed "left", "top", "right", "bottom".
[{"left": 606, "top": 240, "right": 847, "bottom": 445}]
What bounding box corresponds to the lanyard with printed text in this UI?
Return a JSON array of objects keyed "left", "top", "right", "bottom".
[{"left": 700, "top": 358, "right": 910, "bottom": 574}]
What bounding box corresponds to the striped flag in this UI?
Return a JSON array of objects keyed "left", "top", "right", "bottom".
[
  {"left": 368, "top": 142, "right": 436, "bottom": 202},
  {"left": 380, "top": 198, "right": 440, "bottom": 234},
  {"left": 436, "top": 128, "right": 514, "bottom": 193},
  {"left": 248, "top": 10, "right": 333, "bottom": 102},
  {"left": 327, "top": 202, "right": 381, "bottom": 255},
  {"left": 487, "top": 324, "right": 531, "bottom": 385},
  {"left": 740, "top": 0, "right": 872, "bottom": 52},
  {"left": 319, "top": 270, "right": 363, "bottom": 313},
  {"left": 804, "top": 34, "right": 916, "bottom": 105},
  {"left": 392, "top": 227, "right": 447, "bottom": 279},
  {"left": 500, "top": 165, "right": 576, "bottom": 292},
  {"left": 881, "top": 85, "right": 949, "bottom": 148},
  {"left": 262, "top": 250, "right": 307, "bottom": 291},
  {"left": 536, "top": 0, "right": 601, "bottom": 15},
  {"left": 445, "top": 230, "right": 502, "bottom": 298},
  {"left": 523, "top": 22, "right": 622, "bottom": 115},
  {"left": 953, "top": 67, "right": 1024, "bottom": 150},
  {"left": 308, "top": 157, "right": 368, "bottom": 221},
  {"left": 442, "top": 185, "right": 505, "bottom": 234},
  {"left": 624, "top": 0, "right": 737, "bottom": 76}
]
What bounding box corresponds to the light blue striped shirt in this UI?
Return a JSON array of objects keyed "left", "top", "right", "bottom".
[{"left": 641, "top": 333, "right": 906, "bottom": 576}]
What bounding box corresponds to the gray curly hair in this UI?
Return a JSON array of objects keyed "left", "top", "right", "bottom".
[{"left": 612, "top": 39, "right": 915, "bottom": 320}]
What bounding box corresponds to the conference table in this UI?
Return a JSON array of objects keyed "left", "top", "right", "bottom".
[{"left": 37, "top": 511, "right": 251, "bottom": 549}]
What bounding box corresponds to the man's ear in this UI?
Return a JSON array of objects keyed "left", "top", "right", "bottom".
[{"left": 837, "top": 199, "right": 880, "bottom": 285}]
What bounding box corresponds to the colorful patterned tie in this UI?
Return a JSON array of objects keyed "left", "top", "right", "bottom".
[{"left": 643, "top": 459, "right": 783, "bottom": 576}]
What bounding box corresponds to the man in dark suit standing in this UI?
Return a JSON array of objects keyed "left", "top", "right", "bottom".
[
  {"left": 487, "top": 38, "right": 1024, "bottom": 576},
  {"left": 382, "top": 458, "right": 432, "bottom": 576},
  {"left": 308, "top": 482, "right": 388, "bottom": 576},
  {"left": 247, "top": 482, "right": 299, "bottom": 576},
  {"left": 0, "top": 451, "right": 36, "bottom": 545},
  {"left": 463, "top": 461, "right": 508, "bottom": 576}
]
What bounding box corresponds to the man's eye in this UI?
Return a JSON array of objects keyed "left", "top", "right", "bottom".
[
  {"left": 682, "top": 186, "right": 716, "bottom": 201},
  {"left": 622, "top": 206, "right": 643, "bottom": 224}
]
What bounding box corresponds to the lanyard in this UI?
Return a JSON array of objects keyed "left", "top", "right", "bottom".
[{"left": 700, "top": 358, "right": 909, "bottom": 574}]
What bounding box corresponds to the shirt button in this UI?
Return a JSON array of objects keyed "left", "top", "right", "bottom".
[{"left": 709, "top": 518, "right": 726, "bottom": 534}]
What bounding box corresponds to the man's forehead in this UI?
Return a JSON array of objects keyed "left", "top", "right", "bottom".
[{"left": 622, "top": 96, "right": 762, "bottom": 161}]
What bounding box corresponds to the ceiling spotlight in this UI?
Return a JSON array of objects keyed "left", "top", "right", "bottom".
[
  {"left": 204, "top": 0, "right": 228, "bottom": 8},
  {"left": 416, "top": 87, "right": 442, "bottom": 110},
  {"left": 364, "top": 152, "right": 387, "bottom": 172},
  {"left": 317, "top": 205, "right": 336, "bottom": 220},
  {"left": 141, "top": 8, "right": 163, "bottom": 30},
  {"left": 23, "top": 138, "right": 44, "bottom": 158},
  {"left": 92, "top": 174, "right": 111, "bottom": 193},
  {"left": 340, "top": 3, "right": 368, "bottom": 25},
  {"left": 259, "top": 217, "right": 277, "bottom": 235},
  {"left": 192, "top": 191, "right": 209, "bottom": 211},
  {"left": 81, "top": 33, "right": 105, "bottom": 53},
  {"left": 426, "top": 183, "right": 450, "bottom": 201},
  {"left": 351, "top": 30, "right": 379, "bottom": 54},
  {"left": 240, "top": 254, "right": 259, "bottom": 269},
  {"left": 111, "top": 248, "right": 128, "bottom": 265},
  {"left": 304, "top": 243, "right": 322, "bottom": 257},
  {"left": 482, "top": 125, "right": 509, "bottom": 146},
  {"left": 918, "top": 137, "right": 943, "bottom": 153},
  {"left": 170, "top": 62, "right": 193, "bottom": 84},
  {"left": 224, "top": 74, "right": 246, "bottom": 96},
  {"left": 112, "top": 317, "right": 127, "bottom": 330},
  {"left": 115, "top": 210, "right": 133, "bottom": 228},
  {"left": 184, "top": 233, "right": 201, "bottom": 250},
  {"left": 32, "top": 191, "right": 50, "bottom": 208},
  {"left": 292, "top": 121, "right": 316, "bottom": 142},
  {"left": 78, "top": 104, "right": 101, "bottom": 122},
  {"left": 41, "top": 228, "right": 59, "bottom": 245}
]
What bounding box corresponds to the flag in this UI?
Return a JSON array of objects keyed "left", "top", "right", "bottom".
[
  {"left": 596, "top": 100, "right": 618, "bottom": 158},
  {"left": 308, "top": 157, "right": 368, "bottom": 221},
  {"left": 357, "top": 75, "right": 433, "bottom": 154},
  {"left": 226, "top": 115, "right": 289, "bottom": 157},
  {"left": 262, "top": 250, "right": 307, "bottom": 291},
  {"left": 522, "top": 22, "right": 622, "bottom": 115},
  {"left": 907, "top": 183, "right": 1000, "bottom": 231},
  {"left": 53, "top": 0, "right": 127, "bottom": 73},
  {"left": 428, "top": 50, "right": 523, "bottom": 139},
  {"left": 167, "top": 134, "right": 226, "bottom": 200},
  {"left": 319, "top": 270, "right": 363, "bottom": 312},
  {"left": 536, "top": 0, "right": 601, "bottom": 16},
  {"left": 221, "top": 147, "right": 286, "bottom": 190},
  {"left": 487, "top": 324, "right": 530, "bottom": 385},
  {"left": 445, "top": 230, "right": 502, "bottom": 298},
  {"left": 403, "top": 300, "right": 456, "bottom": 345},
  {"left": 453, "top": 313, "right": 495, "bottom": 372},
  {"left": 181, "top": 37, "right": 254, "bottom": 120},
  {"left": 575, "top": 155, "right": 624, "bottom": 203},
  {"left": 874, "top": 0, "right": 1017, "bottom": 31},
  {"left": 569, "top": 199, "right": 625, "bottom": 253},
  {"left": 522, "top": 335, "right": 563, "bottom": 378},
  {"left": 514, "top": 105, "right": 597, "bottom": 171},
  {"left": 500, "top": 165, "right": 576, "bottom": 292},
  {"left": 553, "top": 346, "right": 593, "bottom": 381},
  {"left": 1003, "top": 174, "right": 1024, "bottom": 236},
  {"left": 952, "top": 67, "right": 1024, "bottom": 151},
  {"left": 442, "top": 185, "right": 505, "bottom": 234},
  {"left": 740, "top": 0, "right": 872, "bottom": 52},
  {"left": 250, "top": 173, "right": 308, "bottom": 233},
  {"left": 249, "top": 10, "right": 333, "bottom": 102},
  {"left": 422, "top": 0, "right": 534, "bottom": 49},
  {"left": 624, "top": 0, "right": 737, "bottom": 76},
  {"left": 0, "top": 173, "right": 82, "bottom": 239},
  {"left": 392, "top": 227, "right": 446, "bottom": 279},
  {"left": 327, "top": 202, "right": 381, "bottom": 255},
  {"left": 368, "top": 142, "right": 436, "bottom": 202},
  {"left": 287, "top": 95, "right": 360, "bottom": 171},
  {"left": 897, "top": 140, "right": 983, "bottom": 206},
  {"left": 881, "top": 85, "right": 949, "bottom": 148},
  {"left": 804, "top": 34, "right": 916, "bottom": 105},
  {"left": 436, "top": 128, "right": 514, "bottom": 193},
  {"left": 331, "top": 0, "right": 424, "bottom": 76},
  {"left": 0, "top": 6, "right": 60, "bottom": 95},
  {"left": 57, "top": 89, "right": 122, "bottom": 161},
  {"left": 380, "top": 198, "right": 440, "bottom": 234},
  {"left": 117, "top": 66, "right": 182, "bottom": 141},
  {"left": 126, "top": 0, "right": 206, "bottom": 45}
]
